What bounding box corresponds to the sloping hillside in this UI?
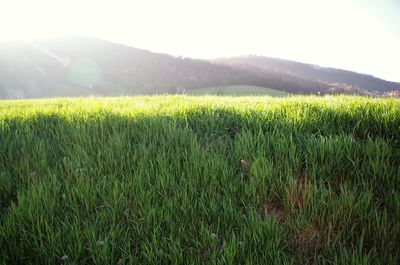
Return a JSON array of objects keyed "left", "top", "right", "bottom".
[
  {"left": 213, "top": 56, "right": 400, "bottom": 95},
  {"left": 0, "top": 38, "right": 399, "bottom": 98},
  {"left": 0, "top": 38, "right": 248, "bottom": 97}
]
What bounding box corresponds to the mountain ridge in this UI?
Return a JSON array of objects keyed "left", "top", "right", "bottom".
[
  {"left": 212, "top": 55, "right": 399, "bottom": 94},
  {"left": 0, "top": 37, "right": 398, "bottom": 98}
]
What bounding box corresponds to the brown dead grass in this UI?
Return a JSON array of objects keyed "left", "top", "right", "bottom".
[
  {"left": 258, "top": 176, "right": 329, "bottom": 262},
  {"left": 259, "top": 200, "right": 286, "bottom": 223},
  {"left": 290, "top": 225, "right": 327, "bottom": 263},
  {"left": 287, "top": 177, "right": 313, "bottom": 209}
]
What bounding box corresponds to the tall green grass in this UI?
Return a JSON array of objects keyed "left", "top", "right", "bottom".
[{"left": 0, "top": 96, "right": 399, "bottom": 264}]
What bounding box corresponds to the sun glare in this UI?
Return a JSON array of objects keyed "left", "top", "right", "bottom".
[{"left": 0, "top": 0, "right": 399, "bottom": 81}]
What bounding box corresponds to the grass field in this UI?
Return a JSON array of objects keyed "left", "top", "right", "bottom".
[
  {"left": 0, "top": 96, "right": 399, "bottom": 264},
  {"left": 185, "top": 85, "right": 289, "bottom": 96}
]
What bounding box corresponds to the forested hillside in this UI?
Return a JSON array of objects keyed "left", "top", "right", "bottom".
[{"left": 0, "top": 38, "right": 399, "bottom": 98}]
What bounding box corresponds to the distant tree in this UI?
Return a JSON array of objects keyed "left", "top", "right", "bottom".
[{"left": 387, "top": 90, "right": 400, "bottom": 99}]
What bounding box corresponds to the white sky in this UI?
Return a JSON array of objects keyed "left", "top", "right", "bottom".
[{"left": 0, "top": 0, "right": 399, "bottom": 82}]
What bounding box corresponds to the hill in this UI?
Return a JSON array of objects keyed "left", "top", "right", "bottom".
[
  {"left": 0, "top": 38, "right": 244, "bottom": 97},
  {"left": 0, "top": 38, "right": 399, "bottom": 98},
  {"left": 213, "top": 56, "right": 400, "bottom": 95},
  {"left": 1, "top": 96, "right": 399, "bottom": 264}
]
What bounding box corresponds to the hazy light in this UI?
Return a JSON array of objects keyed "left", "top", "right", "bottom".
[
  {"left": 0, "top": 0, "right": 399, "bottom": 81},
  {"left": 68, "top": 58, "right": 102, "bottom": 88}
]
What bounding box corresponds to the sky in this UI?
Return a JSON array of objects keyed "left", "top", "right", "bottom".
[{"left": 0, "top": 0, "right": 399, "bottom": 82}]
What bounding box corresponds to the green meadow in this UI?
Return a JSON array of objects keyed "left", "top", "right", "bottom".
[
  {"left": 185, "top": 85, "right": 289, "bottom": 96},
  {"left": 0, "top": 96, "right": 399, "bottom": 264}
]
